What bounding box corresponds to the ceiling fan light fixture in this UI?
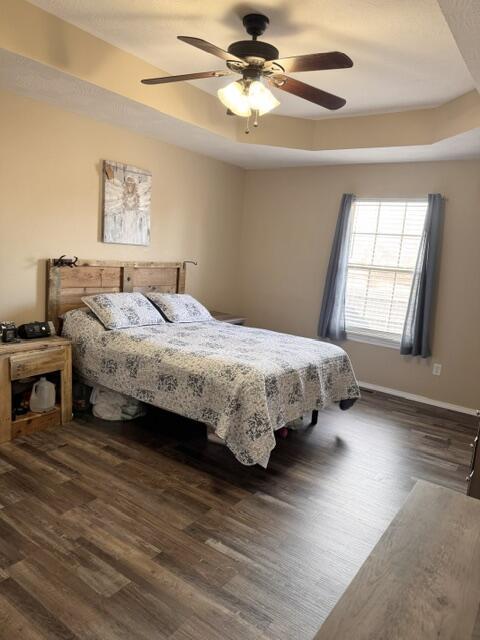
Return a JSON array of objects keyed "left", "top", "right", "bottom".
[
  {"left": 217, "top": 81, "right": 252, "bottom": 117},
  {"left": 248, "top": 80, "right": 280, "bottom": 115},
  {"left": 217, "top": 79, "right": 279, "bottom": 119}
]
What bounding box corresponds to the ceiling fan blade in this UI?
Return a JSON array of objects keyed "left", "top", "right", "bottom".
[
  {"left": 272, "top": 51, "right": 353, "bottom": 73},
  {"left": 141, "top": 70, "right": 232, "bottom": 85},
  {"left": 270, "top": 75, "right": 346, "bottom": 110},
  {"left": 177, "top": 36, "right": 245, "bottom": 64}
]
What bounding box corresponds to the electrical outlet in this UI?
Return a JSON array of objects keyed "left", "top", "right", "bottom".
[{"left": 432, "top": 363, "right": 442, "bottom": 376}]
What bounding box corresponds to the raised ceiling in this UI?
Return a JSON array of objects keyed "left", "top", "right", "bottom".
[
  {"left": 3, "top": 49, "right": 479, "bottom": 169},
  {"left": 1, "top": 0, "right": 479, "bottom": 168},
  {"left": 27, "top": 0, "right": 475, "bottom": 118}
]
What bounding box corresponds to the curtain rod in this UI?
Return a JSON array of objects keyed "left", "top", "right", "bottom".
[{"left": 355, "top": 197, "right": 447, "bottom": 202}]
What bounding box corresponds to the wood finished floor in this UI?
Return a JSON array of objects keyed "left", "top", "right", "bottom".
[{"left": 0, "top": 390, "right": 476, "bottom": 640}]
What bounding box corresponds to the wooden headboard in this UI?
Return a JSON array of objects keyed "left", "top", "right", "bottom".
[{"left": 47, "top": 259, "right": 186, "bottom": 330}]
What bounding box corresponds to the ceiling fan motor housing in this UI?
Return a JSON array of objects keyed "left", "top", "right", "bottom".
[
  {"left": 228, "top": 40, "right": 279, "bottom": 62},
  {"left": 227, "top": 13, "right": 278, "bottom": 64}
]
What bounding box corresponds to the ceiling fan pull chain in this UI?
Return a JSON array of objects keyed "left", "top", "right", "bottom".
[
  {"left": 245, "top": 114, "right": 251, "bottom": 134},
  {"left": 253, "top": 110, "right": 259, "bottom": 127}
]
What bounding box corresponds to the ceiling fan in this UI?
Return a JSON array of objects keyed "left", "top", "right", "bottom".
[{"left": 141, "top": 13, "right": 353, "bottom": 132}]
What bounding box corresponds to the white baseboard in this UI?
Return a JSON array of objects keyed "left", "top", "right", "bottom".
[{"left": 358, "top": 381, "right": 478, "bottom": 416}]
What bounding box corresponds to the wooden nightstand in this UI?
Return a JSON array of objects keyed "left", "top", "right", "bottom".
[
  {"left": 211, "top": 311, "right": 246, "bottom": 325},
  {"left": 467, "top": 412, "right": 480, "bottom": 500},
  {"left": 0, "top": 336, "right": 72, "bottom": 443}
]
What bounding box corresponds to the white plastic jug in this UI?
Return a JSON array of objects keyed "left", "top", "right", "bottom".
[{"left": 29, "top": 377, "right": 56, "bottom": 413}]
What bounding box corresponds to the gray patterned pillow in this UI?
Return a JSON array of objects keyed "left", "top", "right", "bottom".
[
  {"left": 82, "top": 292, "right": 165, "bottom": 329},
  {"left": 147, "top": 293, "right": 213, "bottom": 323}
]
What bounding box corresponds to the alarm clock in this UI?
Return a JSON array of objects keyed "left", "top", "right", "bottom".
[{"left": 17, "top": 321, "right": 56, "bottom": 339}]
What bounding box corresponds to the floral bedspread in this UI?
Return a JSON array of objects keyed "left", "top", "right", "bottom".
[{"left": 63, "top": 309, "right": 360, "bottom": 467}]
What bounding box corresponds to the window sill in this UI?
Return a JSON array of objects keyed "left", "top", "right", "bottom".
[{"left": 346, "top": 332, "right": 400, "bottom": 350}]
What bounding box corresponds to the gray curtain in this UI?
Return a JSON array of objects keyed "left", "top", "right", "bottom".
[
  {"left": 400, "top": 194, "right": 444, "bottom": 358},
  {"left": 318, "top": 193, "right": 355, "bottom": 340}
]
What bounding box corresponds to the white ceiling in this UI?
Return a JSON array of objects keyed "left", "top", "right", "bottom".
[
  {"left": 438, "top": 0, "right": 480, "bottom": 92},
  {"left": 27, "top": 0, "right": 475, "bottom": 118},
  {"left": 2, "top": 49, "right": 480, "bottom": 169}
]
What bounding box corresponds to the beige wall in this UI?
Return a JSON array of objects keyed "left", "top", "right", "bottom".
[
  {"left": 2, "top": 89, "right": 479, "bottom": 410},
  {"left": 0, "top": 90, "right": 244, "bottom": 323},
  {"left": 239, "top": 161, "right": 480, "bottom": 409}
]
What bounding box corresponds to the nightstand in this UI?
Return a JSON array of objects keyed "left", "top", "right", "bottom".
[
  {"left": 467, "top": 412, "right": 480, "bottom": 500},
  {"left": 0, "top": 336, "right": 72, "bottom": 443},
  {"left": 211, "top": 311, "right": 246, "bottom": 325}
]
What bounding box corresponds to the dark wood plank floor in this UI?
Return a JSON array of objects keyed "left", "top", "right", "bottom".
[{"left": 0, "top": 390, "right": 476, "bottom": 640}]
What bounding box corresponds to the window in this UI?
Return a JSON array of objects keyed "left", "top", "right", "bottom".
[{"left": 345, "top": 198, "right": 428, "bottom": 346}]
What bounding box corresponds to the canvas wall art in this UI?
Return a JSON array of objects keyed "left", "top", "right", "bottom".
[{"left": 103, "top": 160, "right": 151, "bottom": 245}]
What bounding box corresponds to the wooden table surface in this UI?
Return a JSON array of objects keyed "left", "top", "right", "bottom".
[
  {"left": 0, "top": 335, "right": 70, "bottom": 355},
  {"left": 210, "top": 311, "right": 246, "bottom": 325},
  {"left": 314, "top": 480, "right": 480, "bottom": 640}
]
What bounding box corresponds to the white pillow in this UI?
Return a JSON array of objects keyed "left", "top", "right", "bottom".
[
  {"left": 82, "top": 292, "right": 165, "bottom": 329},
  {"left": 147, "top": 293, "right": 213, "bottom": 323}
]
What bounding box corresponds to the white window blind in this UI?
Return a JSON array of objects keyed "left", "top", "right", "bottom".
[{"left": 345, "top": 198, "right": 428, "bottom": 344}]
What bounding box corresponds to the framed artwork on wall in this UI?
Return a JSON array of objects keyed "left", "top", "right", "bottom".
[{"left": 102, "top": 160, "right": 151, "bottom": 246}]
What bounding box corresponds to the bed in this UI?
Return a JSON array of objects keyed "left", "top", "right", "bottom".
[{"left": 48, "top": 259, "right": 360, "bottom": 467}]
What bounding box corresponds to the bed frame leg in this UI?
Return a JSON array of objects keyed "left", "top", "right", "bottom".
[
  {"left": 339, "top": 398, "right": 357, "bottom": 411},
  {"left": 310, "top": 410, "right": 318, "bottom": 426}
]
